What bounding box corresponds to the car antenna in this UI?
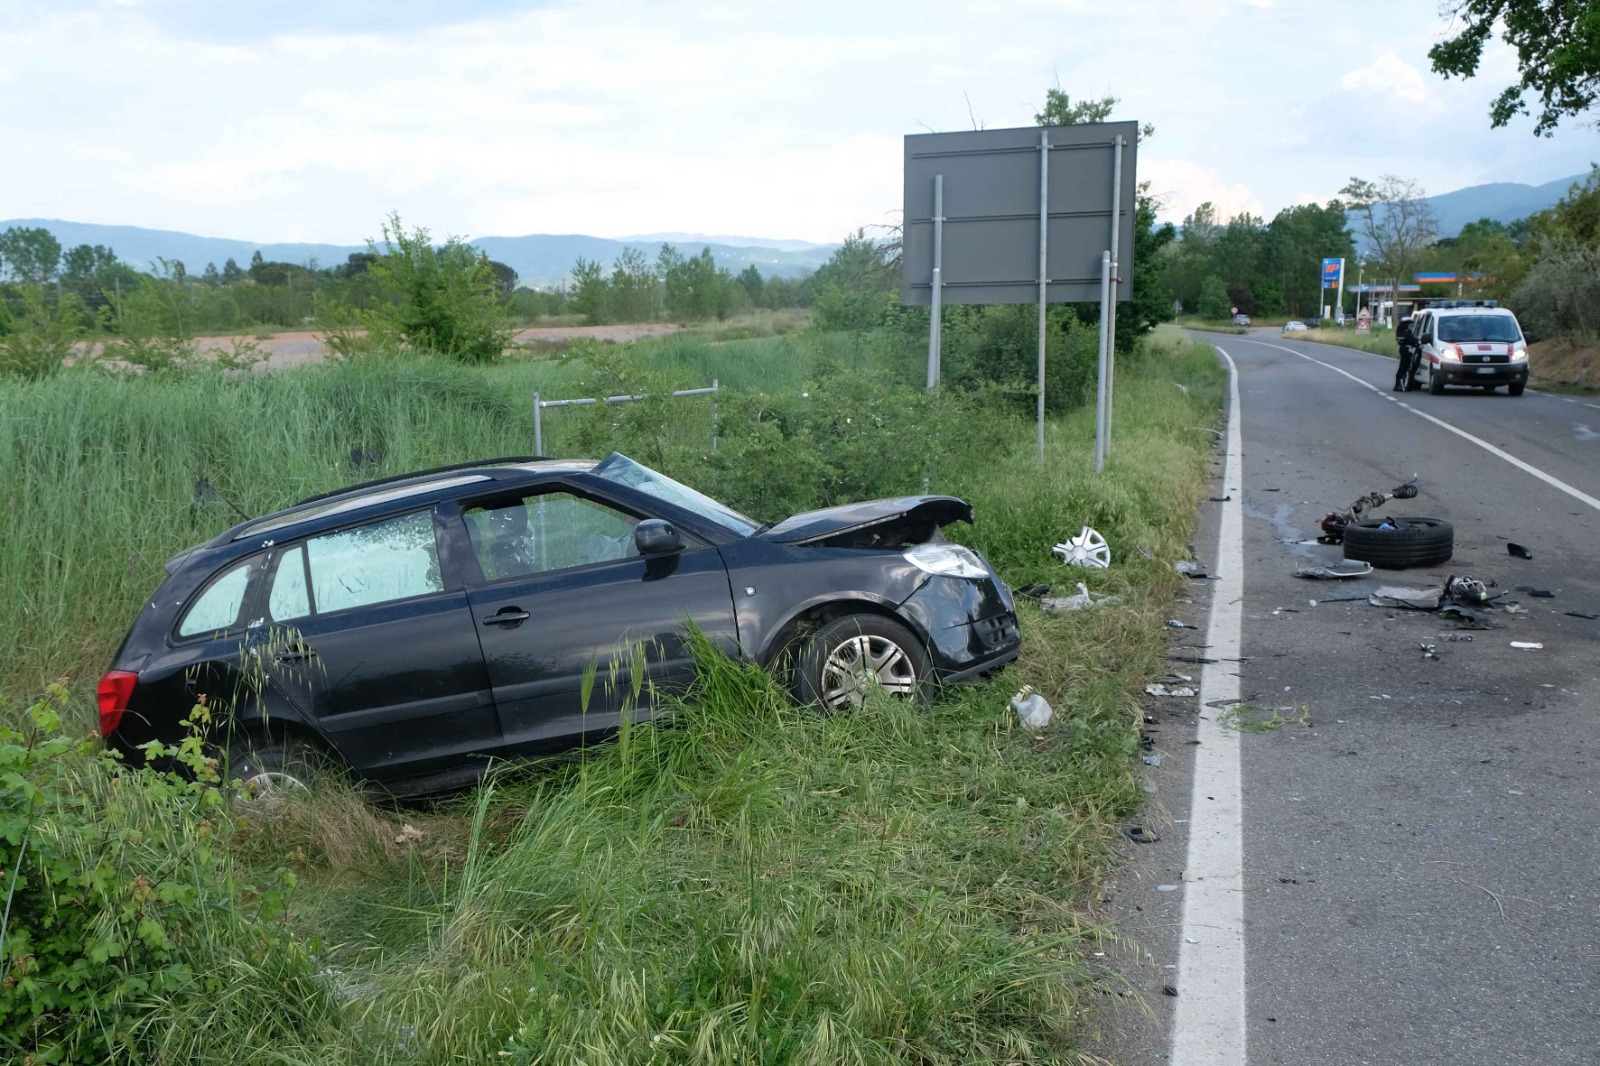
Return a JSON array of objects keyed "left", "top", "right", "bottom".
[{"left": 191, "top": 467, "right": 251, "bottom": 523}]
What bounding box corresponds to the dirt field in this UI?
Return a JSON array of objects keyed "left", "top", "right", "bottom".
[{"left": 211, "top": 322, "right": 682, "bottom": 370}]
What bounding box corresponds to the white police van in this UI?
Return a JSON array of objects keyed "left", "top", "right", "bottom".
[{"left": 1412, "top": 301, "right": 1529, "bottom": 396}]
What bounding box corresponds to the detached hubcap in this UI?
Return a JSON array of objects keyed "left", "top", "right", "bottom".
[{"left": 820, "top": 634, "right": 917, "bottom": 710}]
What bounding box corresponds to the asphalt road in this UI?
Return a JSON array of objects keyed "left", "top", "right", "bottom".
[{"left": 1090, "top": 330, "right": 1600, "bottom": 1065}]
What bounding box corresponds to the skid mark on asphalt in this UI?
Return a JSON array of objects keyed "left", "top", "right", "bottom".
[
  {"left": 1170, "top": 347, "right": 1248, "bottom": 1066},
  {"left": 1243, "top": 338, "right": 1600, "bottom": 516}
]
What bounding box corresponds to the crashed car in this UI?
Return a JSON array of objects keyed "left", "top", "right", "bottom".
[{"left": 100, "top": 453, "right": 1020, "bottom": 796}]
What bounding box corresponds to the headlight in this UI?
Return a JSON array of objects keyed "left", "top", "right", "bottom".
[
  {"left": 1439, "top": 346, "right": 1460, "bottom": 361},
  {"left": 1511, "top": 347, "right": 1528, "bottom": 362},
  {"left": 905, "top": 543, "right": 990, "bottom": 579}
]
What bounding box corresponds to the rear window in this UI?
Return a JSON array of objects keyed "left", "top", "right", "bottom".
[
  {"left": 1438, "top": 315, "right": 1521, "bottom": 343},
  {"left": 176, "top": 559, "right": 254, "bottom": 638}
]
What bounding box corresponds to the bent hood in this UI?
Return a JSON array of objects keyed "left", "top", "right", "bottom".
[{"left": 759, "top": 496, "right": 973, "bottom": 548}]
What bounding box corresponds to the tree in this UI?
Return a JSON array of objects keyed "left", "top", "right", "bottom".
[
  {"left": 222, "top": 258, "right": 244, "bottom": 284},
  {"left": 569, "top": 257, "right": 612, "bottom": 324},
  {"left": 609, "top": 247, "right": 658, "bottom": 322},
  {"left": 737, "top": 264, "right": 764, "bottom": 306},
  {"left": 0, "top": 226, "right": 63, "bottom": 285},
  {"left": 484, "top": 259, "right": 518, "bottom": 296},
  {"left": 201, "top": 262, "right": 221, "bottom": 286},
  {"left": 1341, "top": 176, "right": 1438, "bottom": 308},
  {"left": 1429, "top": 1, "right": 1600, "bottom": 135},
  {"left": 359, "top": 212, "right": 512, "bottom": 362},
  {"left": 1198, "top": 276, "right": 1232, "bottom": 320}
]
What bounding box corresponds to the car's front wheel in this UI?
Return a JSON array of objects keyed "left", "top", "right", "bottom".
[
  {"left": 1429, "top": 365, "right": 1445, "bottom": 394},
  {"left": 794, "top": 615, "right": 933, "bottom": 712},
  {"left": 1509, "top": 382, "right": 1525, "bottom": 396}
]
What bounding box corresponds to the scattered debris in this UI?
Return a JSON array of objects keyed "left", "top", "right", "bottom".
[
  {"left": 1170, "top": 653, "right": 1219, "bottom": 664},
  {"left": 1419, "top": 643, "right": 1439, "bottom": 661},
  {"left": 1503, "top": 603, "right": 1527, "bottom": 614},
  {"left": 1162, "top": 984, "right": 1179, "bottom": 997},
  {"left": 1174, "top": 382, "right": 1190, "bottom": 395},
  {"left": 1041, "top": 582, "right": 1122, "bottom": 613},
  {"left": 1438, "top": 605, "right": 1499, "bottom": 629},
  {"left": 395, "top": 823, "right": 425, "bottom": 846},
  {"left": 1507, "top": 542, "right": 1533, "bottom": 559},
  {"left": 1014, "top": 583, "right": 1051, "bottom": 599},
  {"left": 1510, "top": 641, "right": 1544, "bottom": 650},
  {"left": 1294, "top": 562, "right": 1374, "bottom": 580},
  {"left": 1277, "top": 877, "right": 1301, "bottom": 885},
  {"left": 1157, "top": 884, "right": 1179, "bottom": 892},
  {"left": 1140, "top": 732, "right": 1156, "bottom": 750},
  {"left": 1053, "top": 526, "right": 1112, "bottom": 568},
  {"left": 1514, "top": 585, "right": 1555, "bottom": 598},
  {"left": 1444, "top": 575, "right": 1491, "bottom": 608},
  {"left": 1174, "top": 560, "right": 1207, "bottom": 577},
  {"left": 1564, "top": 610, "right": 1599, "bottom": 620},
  {"left": 1010, "top": 686, "right": 1054, "bottom": 729},
  {"left": 1369, "top": 585, "right": 1442, "bottom": 610},
  {"left": 1167, "top": 619, "right": 1199, "bottom": 630},
  {"left": 1124, "top": 826, "right": 1160, "bottom": 845},
  {"left": 1209, "top": 495, "right": 1232, "bottom": 502},
  {"left": 1146, "top": 684, "right": 1198, "bottom": 698},
  {"left": 1439, "top": 632, "right": 1475, "bottom": 643},
  {"left": 1142, "top": 753, "right": 1163, "bottom": 766}
]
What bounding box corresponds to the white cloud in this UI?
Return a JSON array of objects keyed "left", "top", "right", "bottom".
[
  {"left": 1144, "top": 158, "right": 1262, "bottom": 223},
  {"left": 1340, "top": 52, "right": 1429, "bottom": 104}
]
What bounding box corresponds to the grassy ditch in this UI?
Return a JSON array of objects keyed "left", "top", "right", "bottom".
[
  {"left": 2, "top": 329, "right": 1225, "bottom": 1063},
  {"left": 1299, "top": 327, "right": 1398, "bottom": 358}
]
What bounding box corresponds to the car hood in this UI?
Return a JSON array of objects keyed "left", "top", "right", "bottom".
[{"left": 759, "top": 496, "right": 974, "bottom": 548}]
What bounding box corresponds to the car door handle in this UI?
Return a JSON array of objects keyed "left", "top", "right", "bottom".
[
  {"left": 275, "top": 646, "right": 317, "bottom": 664},
  {"left": 483, "top": 608, "right": 530, "bottom": 627}
]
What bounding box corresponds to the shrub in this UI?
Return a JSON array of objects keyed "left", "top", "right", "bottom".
[
  {"left": 0, "top": 287, "right": 81, "bottom": 379},
  {"left": 0, "top": 689, "right": 328, "bottom": 1063},
  {"left": 359, "top": 212, "right": 513, "bottom": 362}
]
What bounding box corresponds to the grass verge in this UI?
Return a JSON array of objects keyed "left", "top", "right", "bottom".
[{"left": 3, "top": 330, "right": 1225, "bottom": 1063}]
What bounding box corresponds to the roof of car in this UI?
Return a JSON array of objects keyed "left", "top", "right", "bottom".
[{"left": 210, "top": 457, "right": 598, "bottom": 547}]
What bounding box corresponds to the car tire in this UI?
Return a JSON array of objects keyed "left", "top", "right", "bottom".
[
  {"left": 793, "top": 614, "right": 933, "bottom": 712},
  {"left": 1509, "top": 382, "right": 1525, "bottom": 396},
  {"left": 225, "top": 733, "right": 323, "bottom": 802},
  {"left": 1429, "top": 366, "right": 1445, "bottom": 395},
  {"left": 1342, "top": 516, "right": 1454, "bottom": 570}
]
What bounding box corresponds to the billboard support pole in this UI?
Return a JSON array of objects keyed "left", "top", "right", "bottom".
[
  {"left": 1336, "top": 257, "right": 1345, "bottom": 322},
  {"left": 1036, "top": 128, "right": 1050, "bottom": 464},
  {"left": 1095, "top": 251, "right": 1111, "bottom": 474},
  {"left": 1104, "top": 134, "right": 1125, "bottom": 462},
  {"left": 927, "top": 174, "right": 943, "bottom": 390}
]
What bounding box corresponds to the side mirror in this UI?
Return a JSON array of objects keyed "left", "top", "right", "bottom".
[{"left": 634, "top": 519, "right": 683, "bottom": 556}]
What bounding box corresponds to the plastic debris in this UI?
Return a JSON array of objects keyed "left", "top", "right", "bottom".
[
  {"left": 1053, "top": 526, "right": 1111, "bottom": 568},
  {"left": 1174, "top": 382, "right": 1190, "bottom": 395},
  {"left": 1174, "top": 560, "right": 1206, "bottom": 577},
  {"left": 1419, "top": 643, "right": 1439, "bottom": 660},
  {"left": 1438, "top": 605, "right": 1499, "bottom": 629},
  {"left": 1514, "top": 585, "right": 1555, "bottom": 598},
  {"left": 1369, "top": 585, "right": 1442, "bottom": 610},
  {"left": 1010, "top": 686, "right": 1054, "bottom": 729},
  {"left": 1157, "top": 884, "right": 1180, "bottom": 892},
  {"left": 1507, "top": 542, "right": 1534, "bottom": 559},
  {"left": 1510, "top": 641, "right": 1544, "bottom": 650},
  {"left": 1444, "top": 576, "right": 1490, "bottom": 607},
  {"left": 1209, "top": 495, "right": 1232, "bottom": 502},
  {"left": 1142, "top": 753, "right": 1163, "bottom": 766},
  {"left": 1014, "top": 583, "right": 1051, "bottom": 599},
  {"left": 1170, "top": 653, "right": 1218, "bottom": 664},
  {"left": 1041, "top": 582, "right": 1122, "bottom": 613},
  {"left": 1564, "top": 610, "right": 1599, "bottom": 620},
  {"left": 1163, "top": 984, "right": 1179, "bottom": 997},
  {"left": 1146, "top": 684, "right": 1198, "bottom": 698},
  {"left": 1124, "top": 825, "right": 1160, "bottom": 844},
  {"left": 1167, "top": 619, "right": 1199, "bottom": 630},
  {"left": 1439, "top": 632, "right": 1475, "bottom": 643},
  {"left": 1294, "top": 562, "right": 1374, "bottom": 580}
]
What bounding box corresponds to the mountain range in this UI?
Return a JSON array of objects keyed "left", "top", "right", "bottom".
[
  {"left": 0, "top": 219, "right": 839, "bottom": 286},
  {"left": 1345, "top": 172, "right": 1589, "bottom": 253}
]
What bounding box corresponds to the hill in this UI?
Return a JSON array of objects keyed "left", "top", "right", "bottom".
[
  {"left": 0, "top": 219, "right": 838, "bottom": 286},
  {"left": 1348, "top": 172, "right": 1587, "bottom": 252}
]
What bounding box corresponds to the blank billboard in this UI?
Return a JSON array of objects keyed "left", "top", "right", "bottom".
[{"left": 901, "top": 121, "right": 1138, "bottom": 306}]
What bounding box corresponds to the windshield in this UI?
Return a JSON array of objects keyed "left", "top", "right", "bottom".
[
  {"left": 591, "top": 453, "right": 759, "bottom": 537},
  {"left": 1438, "top": 315, "right": 1522, "bottom": 343}
]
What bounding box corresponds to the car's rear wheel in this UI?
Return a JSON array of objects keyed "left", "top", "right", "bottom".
[
  {"left": 225, "top": 733, "right": 323, "bottom": 802},
  {"left": 1342, "top": 516, "right": 1454, "bottom": 570},
  {"left": 1509, "top": 382, "right": 1525, "bottom": 396},
  {"left": 794, "top": 615, "right": 933, "bottom": 711}
]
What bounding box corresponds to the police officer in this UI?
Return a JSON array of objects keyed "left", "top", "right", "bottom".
[{"left": 1394, "top": 316, "right": 1423, "bottom": 391}]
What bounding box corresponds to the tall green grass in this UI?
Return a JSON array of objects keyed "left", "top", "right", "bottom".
[{"left": 3, "top": 328, "right": 1225, "bottom": 1062}]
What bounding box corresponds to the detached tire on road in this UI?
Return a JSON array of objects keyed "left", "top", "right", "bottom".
[{"left": 1342, "top": 516, "right": 1454, "bottom": 570}]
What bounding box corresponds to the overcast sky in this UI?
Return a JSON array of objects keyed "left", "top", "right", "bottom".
[{"left": 1, "top": 0, "right": 1594, "bottom": 245}]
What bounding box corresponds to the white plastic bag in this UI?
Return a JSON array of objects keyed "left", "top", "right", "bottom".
[{"left": 1010, "top": 685, "right": 1054, "bottom": 729}]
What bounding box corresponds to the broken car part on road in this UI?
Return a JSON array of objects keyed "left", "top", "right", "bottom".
[{"left": 1052, "top": 526, "right": 1111, "bottom": 568}]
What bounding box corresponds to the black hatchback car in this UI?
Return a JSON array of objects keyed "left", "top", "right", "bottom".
[{"left": 100, "top": 454, "right": 1020, "bottom": 796}]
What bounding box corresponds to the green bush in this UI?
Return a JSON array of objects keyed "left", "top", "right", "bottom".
[
  {"left": 0, "top": 287, "right": 81, "bottom": 380},
  {"left": 358, "top": 213, "right": 512, "bottom": 363},
  {"left": 0, "top": 689, "right": 329, "bottom": 1063}
]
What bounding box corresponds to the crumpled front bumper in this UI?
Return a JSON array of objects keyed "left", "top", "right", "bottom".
[{"left": 897, "top": 567, "right": 1021, "bottom": 680}]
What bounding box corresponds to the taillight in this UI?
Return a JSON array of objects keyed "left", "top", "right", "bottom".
[{"left": 97, "top": 671, "right": 138, "bottom": 737}]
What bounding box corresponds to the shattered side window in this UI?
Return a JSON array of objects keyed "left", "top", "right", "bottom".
[{"left": 305, "top": 511, "right": 443, "bottom": 613}]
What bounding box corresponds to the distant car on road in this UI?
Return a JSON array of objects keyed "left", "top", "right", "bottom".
[
  {"left": 1412, "top": 302, "right": 1529, "bottom": 396},
  {"left": 1283, "top": 320, "right": 1308, "bottom": 333},
  {"left": 99, "top": 453, "right": 1021, "bottom": 797},
  {"left": 1232, "top": 313, "right": 1251, "bottom": 327}
]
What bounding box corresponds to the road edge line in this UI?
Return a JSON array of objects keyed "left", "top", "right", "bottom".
[
  {"left": 1245, "top": 338, "right": 1600, "bottom": 515},
  {"left": 1171, "top": 346, "right": 1248, "bottom": 1066}
]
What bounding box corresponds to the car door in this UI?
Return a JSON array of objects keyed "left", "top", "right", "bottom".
[
  {"left": 449, "top": 483, "right": 739, "bottom": 756},
  {"left": 258, "top": 508, "right": 502, "bottom": 782},
  {"left": 1416, "top": 313, "right": 1435, "bottom": 366}
]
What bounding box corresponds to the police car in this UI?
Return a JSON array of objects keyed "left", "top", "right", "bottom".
[{"left": 1412, "top": 301, "right": 1529, "bottom": 396}]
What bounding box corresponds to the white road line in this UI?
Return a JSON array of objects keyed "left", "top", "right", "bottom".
[
  {"left": 1248, "top": 339, "right": 1600, "bottom": 515},
  {"left": 1172, "top": 347, "right": 1248, "bottom": 1066}
]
